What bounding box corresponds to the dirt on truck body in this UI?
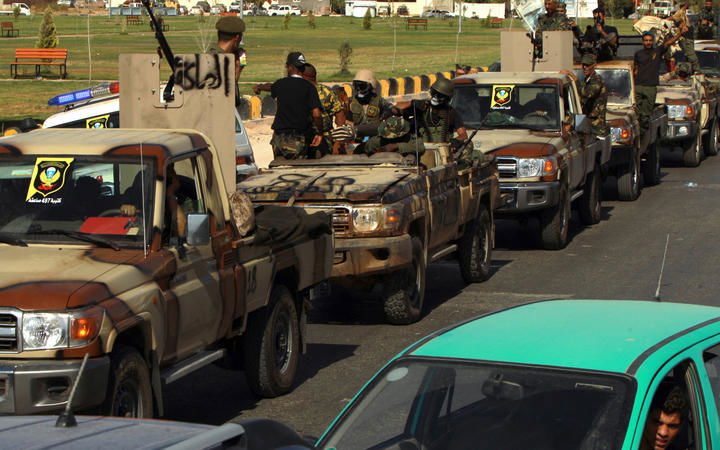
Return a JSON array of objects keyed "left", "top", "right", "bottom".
[
  {"left": 0, "top": 128, "right": 332, "bottom": 417},
  {"left": 452, "top": 72, "right": 611, "bottom": 250},
  {"left": 239, "top": 147, "right": 500, "bottom": 325}
]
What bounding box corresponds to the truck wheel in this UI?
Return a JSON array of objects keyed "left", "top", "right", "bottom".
[
  {"left": 642, "top": 142, "right": 662, "bottom": 186},
  {"left": 703, "top": 120, "right": 719, "bottom": 156},
  {"left": 539, "top": 182, "right": 570, "bottom": 250},
  {"left": 682, "top": 135, "right": 702, "bottom": 167},
  {"left": 383, "top": 237, "right": 426, "bottom": 325},
  {"left": 102, "top": 346, "right": 153, "bottom": 418},
  {"left": 618, "top": 149, "right": 641, "bottom": 201},
  {"left": 578, "top": 163, "right": 602, "bottom": 225},
  {"left": 244, "top": 285, "right": 300, "bottom": 397},
  {"left": 458, "top": 206, "right": 492, "bottom": 283}
]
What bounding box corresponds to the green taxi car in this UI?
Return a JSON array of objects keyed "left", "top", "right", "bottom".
[{"left": 316, "top": 300, "right": 720, "bottom": 449}]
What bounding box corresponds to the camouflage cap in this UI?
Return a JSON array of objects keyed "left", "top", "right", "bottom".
[
  {"left": 379, "top": 117, "right": 410, "bottom": 139},
  {"left": 581, "top": 53, "right": 597, "bottom": 65},
  {"left": 216, "top": 16, "right": 246, "bottom": 34}
]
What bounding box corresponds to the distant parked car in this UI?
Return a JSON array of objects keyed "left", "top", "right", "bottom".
[
  {"left": 396, "top": 5, "right": 409, "bottom": 15},
  {"left": 57, "top": 0, "right": 75, "bottom": 7},
  {"left": 189, "top": 5, "right": 202, "bottom": 14},
  {"left": 178, "top": 4, "right": 187, "bottom": 14},
  {"left": 269, "top": 4, "right": 300, "bottom": 15},
  {"left": 210, "top": 3, "right": 225, "bottom": 14},
  {"left": 422, "top": 9, "right": 450, "bottom": 17}
]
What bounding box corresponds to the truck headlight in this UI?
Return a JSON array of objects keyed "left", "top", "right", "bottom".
[
  {"left": 22, "top": 313, "right": 67, "bottom": 350},
  {"left": 352, "top": 208, "right": 380, "bottom": 233},
  {"left": 667, "top": 104, "right": 694, "bottom": 120},
  {"left": 22, "top": 308, "right": 103, "bottom": 350},
  {"left": 517, "top": 158, "right": 544, "bottom": 178},
  {"left": 610, "top": 127, "right": 632, "bottom": 144}
]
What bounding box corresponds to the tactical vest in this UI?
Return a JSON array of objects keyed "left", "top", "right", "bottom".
[
  {"left": 419, "top": 105, "right": 450, "bottom": 143},
  {"left": 350, "top": 95, "right": 382, "bottom": 125}
]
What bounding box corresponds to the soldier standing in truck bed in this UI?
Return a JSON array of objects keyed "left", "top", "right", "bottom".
[
  {"left": 697, "top": 0, "right": 716, "bottom": 39},
  {"left": 578, "top": 53, "right": 608, "bottom": 135},
  {"left": 671, "top": 0, "right": 700, "bottom": 73},
  {"left": 207, "top": 16, "right": 246, "bottom": 106},
  {"left": 269, "top": 52, "right": 323, "bottom": 159},
  {"left": 397, "top": 78, "right": 468, "bottom": 145},
  {"left": 348, "top": 69, "right": 393, "bottom": 139}
]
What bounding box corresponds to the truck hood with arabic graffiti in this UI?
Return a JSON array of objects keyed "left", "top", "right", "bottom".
[
  {"left": 238, "top": 166, "right": 419, "bottom": 204},
  {"left": 0, "top": 246, "right": 156, "bottom": 311}
]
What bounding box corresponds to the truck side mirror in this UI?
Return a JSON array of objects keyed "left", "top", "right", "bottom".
[
  {"left": 574, "top": 113, "right": 592, "bottom": 134},
  {"left": 187, "top": 213, "right": 210, "bottom": 246}
]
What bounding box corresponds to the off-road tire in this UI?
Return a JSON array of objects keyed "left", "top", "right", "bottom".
[
  {"left": 642, "top": 141, "right": 662, "bottom": 186},
  {"left": 244, "top": 285, "right": 300, "bottom": 397},
  {"left": 458, "top": 206, "right": 492, "bottom": 283},
  {"left": 101, "top": 346, "right": 153, "bottom": 418},
  {"left": 383, "top": 237, "right": 426, "bottom": 325},
  {"left": 703, "top": 119, "right": 719, "bottom": 156},
  {"left": 683, "top": 135, "right": 702, "bottom": 167},
  {"left": 539, "top": 182, "right": 570, "bottom": 250},
  {"left": 578, "top": 163, "right": 602, "bottom": 225},
  {"left": 618, "top": 148, "right": 641, "bottom": 201}
]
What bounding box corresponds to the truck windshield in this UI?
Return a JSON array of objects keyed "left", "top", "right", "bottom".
[
  {"left": 0, "top": 157, "right": 154, "bottom": 247},
  {"left": 452, "top": 84, "right": 561, "bottom": 131},
  {"left": 573, "top": 69, "right": 632, "bottom": 105},
  {"left": 697, "top": 51, "right": 720, "bottom": 77},
  {"left": 319, "top": 358, "right": 632, "bottom": 450}
]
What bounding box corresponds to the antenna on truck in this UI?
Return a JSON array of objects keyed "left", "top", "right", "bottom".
[
  {"left": 653, "top": 234, "right": 671, "bottom": 302},
  {"left": 141, "top": 0, "right": 176, "bottom": 103},
  {"left": 55, "top": 353, "right": 90, "bottom": 428}
]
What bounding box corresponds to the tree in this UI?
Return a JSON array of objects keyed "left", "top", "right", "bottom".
[
  {"left": 363, "top": 8, "right": 372, "bottom": 29},
  {"left": 13, "top": 6, "right": 20, "bottom": 20},
  {"left": 283, "top": 13, "right": 291, "bottom": 30},
  {"left": 308, "top": 10, "right": 316, "bottom": 28},
  {"left": 36, "top": 7, "right": 58, "bottom": 49},
  {"left": 338, "top": 41, "right": 352, "bottom": 75}
]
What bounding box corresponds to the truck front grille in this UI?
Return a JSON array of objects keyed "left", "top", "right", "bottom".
[
  {"left": 332, "top": 208, "right": 350, "bottom": 237},
  {"left": 497, "top": 157, "right": 517, "bottom": 178},
  {"left": 0, "top": 314, "right": 17, "bottom": 352}
]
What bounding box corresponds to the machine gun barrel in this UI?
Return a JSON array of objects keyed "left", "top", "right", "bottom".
[{"left": 141, "top": 0, "right": 176, "bottom": 102}]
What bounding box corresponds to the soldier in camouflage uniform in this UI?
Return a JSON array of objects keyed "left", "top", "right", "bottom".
[
  {"left": 671, "top": 0, "right": 700, "bottom": 73},
  {"left": 207, "top": 16, "right": 246, "bottom": 106},
  {"left": 535, "top": 1, "right": 580, "bottom": 59},
  {"left": 301, "top": 64, "right": 347, "bottom": 156},
  {"left": 349, "top": 69, "right": 393, "bottom": 139},
  {"left": 578, "top": 53, "right": 609, "bottom": 135},
  {"left": 359, "top": 117, "right": 425, "bottom": 157},
  {"left": 697, "top": 0, "right": 716, "bottom": 39}
]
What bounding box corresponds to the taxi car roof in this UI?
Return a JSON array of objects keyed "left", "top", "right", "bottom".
[
  {"left": 0, "top": 128, "right": 209, "bottom": 158},
  {"left": 408, "top": 300, "right": 720, "bottom": 375}
]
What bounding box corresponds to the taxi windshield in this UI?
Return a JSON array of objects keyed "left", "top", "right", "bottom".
[
  {"left": 452, "top": 84, "right": 561, "bottom": 131},
  {"left": 319, "top": 358, "right": 632, "bottom": 450},
  {"left": 0, "top": 156, "right": 154, "bottom": 248}
]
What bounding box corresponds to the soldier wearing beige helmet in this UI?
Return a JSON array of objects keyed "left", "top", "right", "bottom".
[{"left": 348, "top": 69, "right": 393, "bottom": 139}]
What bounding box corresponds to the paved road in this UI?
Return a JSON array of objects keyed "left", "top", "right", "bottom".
[{"left": 163, "top": 151, "right": 720, "bottom": 437}]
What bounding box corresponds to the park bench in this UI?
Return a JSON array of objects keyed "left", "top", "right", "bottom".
[
  {"left": 149, "top": 17, "right": 168, "bottom": 31},
  {"left": 406, "top": 17, "right": 428, "bottom": 30},
  {"left": 491, "top": 17, "right": 503, "bottom": 28},
  {"left": 1, "top": 22, "right": 19, "bottom": 38},
  {"left": 10, "top": 48, "right": 68, "bottom": 79},
  {"left": 127, "top": 15, "right": 144, "bottom": 25}
]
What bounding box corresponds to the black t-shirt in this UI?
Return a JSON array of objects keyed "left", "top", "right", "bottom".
[
  {"left": 270, "top": 76, "right": 321, "bottom": 133},
  {"left": 634, "top": 46, "right": 668, "bottom": 87}
]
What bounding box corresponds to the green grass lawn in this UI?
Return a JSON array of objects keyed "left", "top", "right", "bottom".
[{"left": 0, "top": 14, "right": 638, "bottom": 121}]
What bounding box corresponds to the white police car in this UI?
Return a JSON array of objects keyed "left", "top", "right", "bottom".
[{"left": 42, "top": 83, "right": 259, "bottom": 182}]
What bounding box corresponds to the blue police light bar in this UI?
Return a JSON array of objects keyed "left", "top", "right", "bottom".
[{"left": 48, "top": 82, "right": 119, "bottom": 107}]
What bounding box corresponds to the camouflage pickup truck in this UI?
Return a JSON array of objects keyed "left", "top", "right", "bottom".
[
  {"left": 239, "top": 147, "right": 500, "bottom": 325},
  {"left": 451, "top": 72, "right": 611, "bottom": 250},
  {"left": 574, "top": 60, "right": 668, "bottom": 196},
  {"left": 0, "top": 129, "right": 332, "bottom": 417}
]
